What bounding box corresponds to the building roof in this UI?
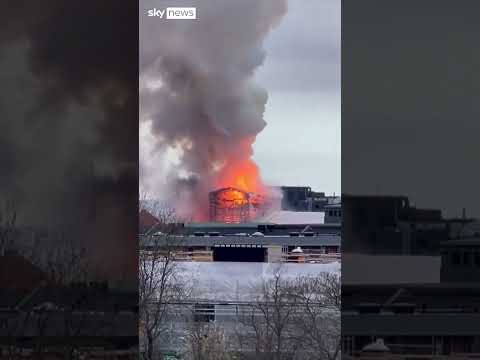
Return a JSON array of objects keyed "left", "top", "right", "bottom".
[
  {"left": 258, "top": 211, "right": 325, "bottom": 224},
  {"left": 342, "top": 194, "right": 409, "bottom": 200},
  {"left": 342, "top": 254, "right": 441, "bottom": 285},
  {"left": 141, "top": 234, "right": 340, "bottom": 247},
  {"left": 185, "top": 223, "right": 261, "bottom": 229},
  {"left": 139, "top": 209, "right": 160, "bottom": 233},
  {"left": 325, "top": 203, "right": 341, "bottom": 209}
]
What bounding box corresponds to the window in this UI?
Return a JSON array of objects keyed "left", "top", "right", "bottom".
[
  {"left": 342, "top": 336, "right": 354, "bottom": 356},
  {"left": 194, "top": 303, "right": 215, "bottom": 322},
  {"left": 0, "top": 318, "right": 7, "bottom": 329},
  {"left": 475, "top": 253, "right": 480, "bottom": 267},
  {"left": 451, "top": 251, "right": 461, "bottom": 265},
  {"left": 463, "top": 252, "right": 471, "bottom": 266}
]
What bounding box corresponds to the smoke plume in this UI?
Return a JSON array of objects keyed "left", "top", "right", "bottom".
[
  {"left": 140, "top": 0, "right": 287, "bottom": 219},
  {"left": 0, "top": 1, "right": 138, "bottom": 282}
]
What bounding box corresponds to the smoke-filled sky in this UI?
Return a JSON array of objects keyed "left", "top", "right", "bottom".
[
  {"left": 0, "top": 1, "right": 138, "bottom": 281},
  {"left": 254, "top": 0, "right": 340, "bottom": 195},
  {"left": 140, "top": 0, "right": 341, "bottom": 200}
]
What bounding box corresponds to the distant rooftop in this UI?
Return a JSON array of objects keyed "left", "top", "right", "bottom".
[
  {"left": 141, "top": 234, "right": 340, "bottom": 247},
  {"left": 258, "top": 210, "right": 325, "bottom": 224},
  {"left": 185, "top": 223, "right": 264, "bottom": 229},
  {"left": 342, "top": 254, "right": 441, "bottom": 285}
]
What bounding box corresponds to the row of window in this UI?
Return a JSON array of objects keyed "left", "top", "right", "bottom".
[
  {"left": 327, "top": 209, "right": 342, "bottom": 217},
  {"left": 445, "top": 251, "right": 480, "bottom": 267}
]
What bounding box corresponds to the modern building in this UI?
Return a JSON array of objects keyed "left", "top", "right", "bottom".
[
  {"left": 342, "top": 283, "right": 480, "bottom": 356},
  {"left": 140, "top": 200, "right": 342, "bottom": 263},
  {"left": 325, "top": 203, "right": 342, "bottom": 224},
  {"left": 140, "top": 191, "right": 341, "bottom": 263},
  {"left": 279, "top": 186, "right": 340, "bottom": 212},
  {"left": 342, "top": 194, "right": 471, "bottom": 255},
  {"left": 182, "top": 221, "right": 340, "bottom": 237},
  {"left": 0, "top": 254, "right": 138, "bottom": 356},
  {"left": 341, "top": 193, "right": 480, "bottom": 358},
  {"left": 141, "top": 233, "right": 340, "bottom": 263},
  {"left": 440, "top": 237, "right": 480, "bottom": 282}
]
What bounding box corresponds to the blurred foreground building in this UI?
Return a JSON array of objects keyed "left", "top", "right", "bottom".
[
  {"left": 0, "top": 253, "right": 137, "bottom": 358},
  {"left": 342, "top": 194, "right": 480, "bottom": 358}
]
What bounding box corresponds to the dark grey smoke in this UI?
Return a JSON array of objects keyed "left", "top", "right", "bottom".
[
  {"left": 0, "top": 1, "right": 138, "bottom": 282},
  {"left": 139, "top": 0, "right": 287, "bottom": 215}
]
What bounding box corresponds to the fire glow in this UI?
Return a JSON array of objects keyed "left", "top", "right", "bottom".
[
  {"left": 209, "top": 138, "right": 272, "bottom": 223},
  {"left": 213, "top": 137, "right": 266, "bottom": 193},
  {"left": 139, "top": 0, "right": 288, "bottom": 222}
]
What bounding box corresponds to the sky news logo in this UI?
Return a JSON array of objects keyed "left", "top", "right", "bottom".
[{"left": 147, "top": 7, "right": 196, "bottom": 20}]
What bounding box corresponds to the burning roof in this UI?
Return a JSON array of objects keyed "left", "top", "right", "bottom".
[
  {"left": 209, "top": 187, "right": 278, "bottom": 224},
  {"left": 140, "top": 0, "right": 288, "bottom": 220},
  {"left": 209, "top": 187, "right": 251, "bottom": 223}
]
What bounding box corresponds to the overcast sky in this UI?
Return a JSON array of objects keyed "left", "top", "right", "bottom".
[
  {"left": 343, "top": 0, "right": 480, "bottom": 218},
  {"left": 253, "top": 0, "right": 341, "bottom": 195}
]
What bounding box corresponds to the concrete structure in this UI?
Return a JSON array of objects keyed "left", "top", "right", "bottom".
[
  {"left": 0, "top": 284, "right": 137, "bottom": 354},
  {"left": 342, "top": 283, "right": 480, "bottom": 356},
  {"left": 140, "top": 202, "right": 342, "bottom": 263},
  {"left": 341, "top": 194, "right": 480, "bottom": 357},
  {"left": 342, "top": 194, "right": 471, "bottom": 255},
  {"left": 140, "top": 233, "right": 340, "bottom": 263},
  {"left": 441, "top": 238, "right": 480, "bottom": 282},
  {"left": 325, "top": 203, "right": 342, "bottom": 224},
  {"left": 342, "top": 254, "right": 441, "bottom": 285},
  {"left": 0, "top": 254, "right": 137, "bottom": 354},
  {"left": 182, "top": 221, "right": 340, "bottom": 236},
  {"left": 279, "top": 186, "right": 340, "bottom": 212}
]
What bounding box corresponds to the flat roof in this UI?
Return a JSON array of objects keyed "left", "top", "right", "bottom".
[
  {"left": 259, "top": 211, "right": 325, "bottom": 224},
  {"left": 342, "top": 254, "right": 440, "bottom": 285},
  {"left": 185, "top": 223, "right": 263, "bottom": 229},
  {"left": 140, "top": 234, "right": 341, "bottom": 247}
]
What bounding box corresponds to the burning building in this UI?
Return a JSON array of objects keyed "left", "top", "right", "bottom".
[
  {"left": 140, "top": 0, "right": 288, "bottom": 221},
  {"left": 209, "top": 188, "right": 250, "bottom": 223},
  {"left": 209, "top": 187, "right": 271, "bottom": 223}
]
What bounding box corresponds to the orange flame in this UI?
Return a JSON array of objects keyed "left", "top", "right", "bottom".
[
  {"left": 216, "top": 188, "right": 249, "bottom": 205},
  {"left": 214, "top": 137, "right": 266, "bottom": 195}
]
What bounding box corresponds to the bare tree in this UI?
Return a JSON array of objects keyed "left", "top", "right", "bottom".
[
  {"left": 184, "top": 323, "right": 233, "bottom": 360},
  {"left": 0, "top": 200, "right": 91, "bottom": 285},
  {"left": 235, "top": 271, "right": 341, "bottom": 360},
  {"left": 235, "top": 269, "right": 301, "bottom": 360},
  {"left": 0, "top": 200, "right": 133, "bottom": 357},
  {"left": 139, "top": 202, "right": 191, "bottom": 359},
  {"left": 0, "top": 201, "right": 17, "bottom": 255},
  {"left": 290, "top": 273, "right": 341, "bottom": 360},
  {"left": 36, "top": 235, "right": 91, "bottom": 285}
]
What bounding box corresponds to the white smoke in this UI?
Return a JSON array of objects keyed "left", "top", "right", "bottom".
[{"left": 139, "top": 0, "right": 288, "bottom": 210}]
